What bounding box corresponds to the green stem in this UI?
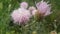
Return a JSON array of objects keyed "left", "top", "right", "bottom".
[
  {"left": 25, "top": 20, "right": 36, "bottom": 27},
  {"left": 53, "top": 21, "right": 57, "bottom": 31}
]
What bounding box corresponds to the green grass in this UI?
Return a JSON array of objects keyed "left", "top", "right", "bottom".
[{"left": 0, "top": 0, "right": 60, "bottom": 34}]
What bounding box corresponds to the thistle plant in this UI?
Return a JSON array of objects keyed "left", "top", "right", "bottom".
[{"left": 0, "top": 0, "right": 60, "bottom": 34}]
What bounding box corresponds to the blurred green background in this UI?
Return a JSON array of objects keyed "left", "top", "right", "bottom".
[{"left": 0, "top": 0, "right": 60, "bottom": 34}]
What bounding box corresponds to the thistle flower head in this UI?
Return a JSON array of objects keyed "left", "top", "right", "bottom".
[
  {"left": 36, "top": 0, "right": 51, "bottom": 16},
  {"left": 29, "top": 6, "right": 36, "bottom": 11},
  {"left": 20, "top": 2, "right": 28, "bottom": 9},
  {"left": 29, "top": 6, "right": 37, "bottom": 16},
  {"left": 11, "top": 8, "right": 31, "bottom": 25},
  {"left": 50, "top": 31, "right": 57, "bottom": 34}
]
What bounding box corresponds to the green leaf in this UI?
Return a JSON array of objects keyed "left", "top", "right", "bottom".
[{"left": 0, "top": 2, "right": 3, "bottom": 9}]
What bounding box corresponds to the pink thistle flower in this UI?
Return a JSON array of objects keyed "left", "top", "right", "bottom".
[
  {"left": 11, "top": 8, "right": 31, "bottom": 25},
  {"left": 29, "top": 6, "right": 37, "bottom": 16},
  {"left": 20, "top": 2, "right": 28, "bottom": 9},
  {"left": 50, "top": 31, "right": 57, "bottom": 34},
  {"left": 36, "top": 0, "right": 51, "bottom": 16}
]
